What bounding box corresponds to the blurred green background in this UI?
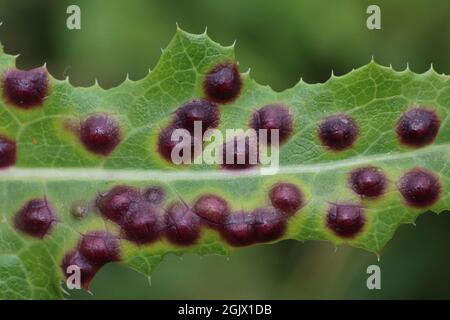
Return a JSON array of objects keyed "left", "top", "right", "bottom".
[{"left": 0, "top": 0, "right": 449, "bottom": 299}]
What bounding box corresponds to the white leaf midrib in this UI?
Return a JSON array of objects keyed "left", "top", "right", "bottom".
[{"left": 0, "top": 145, "right": 447, "bottom": 182}]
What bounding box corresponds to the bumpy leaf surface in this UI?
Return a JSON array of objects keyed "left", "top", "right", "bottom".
[{"left": 0, "top": 29, "right": 448, "bottom": 299}]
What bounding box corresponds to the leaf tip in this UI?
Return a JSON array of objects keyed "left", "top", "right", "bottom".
[
  {"left": 225, "top": 39, "right": 237, "bottom": 50},
  {"left": 429, "top": 62, "right": 435, "bottom": 72},
  {"left": 426, "top": 62, "right": 441, "bottom": 76},
  {"left": 405, "top": 62, "right": 411, "bottom": 72},
  {"left": 329, "top": 69, "right": 336, "bottom": 80}
]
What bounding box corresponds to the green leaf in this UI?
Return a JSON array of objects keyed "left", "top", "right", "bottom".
[{"left": 0, "top": 28, "right": 448, "bottom": 299}]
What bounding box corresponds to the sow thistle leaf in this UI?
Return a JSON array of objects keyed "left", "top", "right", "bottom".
[{"left": 0, "top": 28, "right": 449, "bottom": 299}]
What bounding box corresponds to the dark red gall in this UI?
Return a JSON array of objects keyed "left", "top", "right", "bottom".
[
  {"left": 165, "top": 201, "right": 201, "bottom": 246},
  {"left": 80, "top": 113, "right": 121, "bottom": 156},
  {"left": 250, "top": 104, "right": 293, "bottom": 145},
  {"left": 120, "top": 200, "right": 165, "bottom": 244},
  {"left": 2, "top": 67, "right": 48, "bottom": 109},
  {"left": 269, "top": 183, "right": 304, "bottom": 216},
  {"left": 142, "top": 186, "right": 165, "bottom": 206},
  {"left": 173, "top": 99, "right": 220, "bottom": 134},
  {"left": 157, "top": 125, "right": 200, "bottom": 163},
  {"left": 396, "top": 108, "right": 440, "bottom": 147},
  {"left": 14, "top": 198, "right": 58, "bottom": 238},
  {"left": 326, "top": 203, "right": 365, "bottom": 238},
  {"left": 61, "top": 250, "right": 99, "bottom": 291},
  {"left": 221, "top": 135, "right": 259, "bottom": 170},
  {"left": 349, "top": 167, "right": 387, "bottom": 198},
  {"left": 193, "top": 194, "right": 230, "bottom": 228},
  {"left": 398, "top": 168, "right": 441, "bottom": 208},
  {"left": 0, "top": 136, "right": 16, "bottom": 169},
  {"left": 204, "top": 62, "right": 242, "bottom": 104},
  {"left": 79, "top": 231, "right": 120, "bottom": 265},
  {"left": 220, "top": 212, "right": 256, "bottom": 247},
  {"left": 318, "top": 114, "right": 358, "bottom": 151},
  {"left": 253, "top": 207, "right": 286, "bottom": 243},
  {"left": 96, "top": 185, "right": 140, "bottom": 223}
]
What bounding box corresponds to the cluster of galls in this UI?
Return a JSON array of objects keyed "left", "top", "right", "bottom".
[
  {"left": 0, "top": 64, "right": 443, "bottom": 170},
  {"left": 93, "top": 182, "right": 304, "bottom": 247},
  {"left": 58, "top": 182, "right": 304, "bottom": 288},
  {"left": 2, "top": 67, "right": 48, "bottom": 109},
  {"left": 12, "top": 199, "right": 117, "bottom": 290},
  {"left": 1, "top": 68, "right": 48, "bottom": 169},
  {"left": 328, "top": 165, "right": 442, "bottom": 238},
  {"left": 10, "top": 172, "right": 442, "bottom": 289},
  {"left": 14, "top": 198, "right": 58, "bottom": 239},
  {"left": 158, "top": 62, "right": 295, "bottom": 169},
  {"left": 61, "top": 231, "right": 119, "bottom": 290},
  {"left": 157, "top": 99, "right": 220, "bottom": 162},
  {"left": 0, "top": 62, "right": 446, "bottom": 290},
  {"left": 157, "top": 62, "right": 243, "bottom": 165},
  {"left": 218, "top": 182, "right": 303, "bottom": 246},
  {"left": 317, "top": 108, "right": 441, "bottom": 151},
  {"left": 56, "top": 165, "right": 441, "bottom": 288},
  {"left": 0, "top": 66, "right": 123, "bottom": 157},
  {"left": 157, "top": 66, "right": 443, "bottom": 172},
  {"left": 12, "top": 165, "right": 441, "bottom": 244},
  {"left": 96, "top": 185, "right": 168, "bottom": 244}
]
